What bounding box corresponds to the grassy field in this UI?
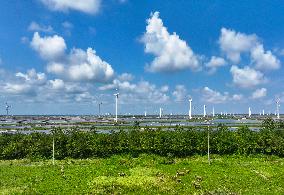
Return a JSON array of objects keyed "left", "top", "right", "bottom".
[{"left": 0, "top": 154, "right": 283, "bottom": 194}]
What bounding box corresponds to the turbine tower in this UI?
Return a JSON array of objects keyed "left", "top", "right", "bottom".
[
  {"left": 98, "top": 102, "right": 102, "bottom": 117},
  {"left": 114, "top": 90, "right": 119, "bottom": 123},
  {"left": 212, "top": 107, "right": 215, "bottom": 117},
  {"left": 5, "top": 103, "right": 11, "bottom": 116},
  {"left": 159, "top": 107, "right": 162, "bottom": 118},
  {"left": 249, "top": 107, "right": 251, "bottom": 118},
  {"left": 262, "top": 109, "right": 265, "bottom": 116},
  {"left": 276, "top": 98, "right": 280, "bottom": 119},
  {"left": 189, "top": 98, "right": 192, "bottom": 119},
  {"left": 203, "top": 105, "right": 206, "bottom": 118}
]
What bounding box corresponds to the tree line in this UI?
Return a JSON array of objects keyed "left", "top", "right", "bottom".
[{"left": 0, "top": 118, "right": 283, "bottom": 160}]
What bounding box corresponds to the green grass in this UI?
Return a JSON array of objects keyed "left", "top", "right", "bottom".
[{"left": 0, "top": 154, "right": 283, "bottom": 194}]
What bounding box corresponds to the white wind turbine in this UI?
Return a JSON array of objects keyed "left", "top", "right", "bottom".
[
  {"left": 248, "top": 107, "right": 251, "bottom": 118},
  {"left": 114, "top": 89, "right": 119, "bottom": 123},
  {"left": 203, "top": 105, "right": 206, "bottom": 118},
  {"left": 5, "top": 102, "right": 11, "bottom": 116},
  {"left": 189, "top": 98, "right": 192, "bottom": 119},
  {"left": 276, "top": 98, "right": 280, "bottom": 119}
]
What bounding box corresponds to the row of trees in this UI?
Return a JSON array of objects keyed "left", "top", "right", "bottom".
[{"left": 0, "top": 118, "right": 283, "bottom": 160}]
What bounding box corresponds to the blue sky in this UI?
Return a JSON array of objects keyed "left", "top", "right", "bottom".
[{"left": 0, "top": 0, "right": 284, "bottom": 115}]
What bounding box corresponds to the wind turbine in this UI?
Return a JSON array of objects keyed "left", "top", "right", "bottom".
[
  {"left": 114, "top": 89, "right": 119, "bottom": 123},
  {"left": 276, "top": 98, "right": 280, "bottom": 119},
  {"left": 5, "top": 103, "right": 11, "bottom": 116},
  {"left": 212, "top": 106, "right": 215, "bottom": 117},
  {"left": 189, "top": 98, "right": 192, "bottom": 119},
  {"left": 248, "top": 107, "right": 251, "bottom": 118},
  {"left": 203, "top": 105, "right": 206, "bottom": 118},
  {"left": 98, "top": 102, "right": 102, "bottom": 117},
  {"left": 159, "top": 107, "right": 162, "bottom": 118}
]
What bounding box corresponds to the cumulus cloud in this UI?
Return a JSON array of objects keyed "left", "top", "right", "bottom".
[
  {"left": 40, "top": 0, "right": 101, "bottom": 14},
  {"left": 230, "top": 65, "right": 266, "bottom": 88},
  {"left": 251, "top": 88, "right": 267, "bottom": 99},
  {"left": 118, "top": 73, "right": 134, "bottom": 82},
  {"left": 15, "top": 69, "right": 46, "bottom": 85},
  {"left": 2, "top": 69, "right": 46, "bottom": 96},
  {"left": 219, "top": 27, "right": 257, "bottom": 63},
  {"left": 232, "top": 94, "right": 243, "bottom": 101},
  {"left": 3, "top": 83, "right": 33, "bottom": 95},
  {"left": 201, "top": 87, "right": 229, "bottom": 104},
  {"left": 30, "top": 32, "right": 115, "bottom": 83},
  {"left": 31, "top": 32, "right": 66, "bottom": 60},
  {"left": 28, "top": 21, "right": 54, "bottom": 33},
  {"left": 49, "top": 79, "right": 65, "bottom": 90},
  {"left": 219, "top": 28, "right": 281, "bottom": 70},
  {"left": 64, "top": 48, "right": 114, "bottom": 82},
  {"left": 172, "top": 85, "right": 187, "bottom": 102},
  {"left": 251, "top": 44, "right": 280, "bottom": 70},
  {"left": 99, "top": 78, "right": 170, "bottom": 104},
  {"left": 142, "top": 12, "right": 200, "bottom": 73},
  {"left": 46, "top": 62, "right": 65, "bottom": 74},
  {"left": 205, "top": 56, "right": 226, "bottom": 74}
]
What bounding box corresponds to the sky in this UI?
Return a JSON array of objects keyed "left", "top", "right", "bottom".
[{"left": 0, "top": 0, "right": 284, "bottom": 115}]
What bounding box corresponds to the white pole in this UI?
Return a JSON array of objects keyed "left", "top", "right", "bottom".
[
  {"left": 203, "top": 105, "right": 206, "bottom": 118},
  {"left": 212, "top": 107, "right": 215, "bottom": 117},
  {"left": 208, "top": 125, "right": 210, "bottom": 165},
  {"left": 159, "top": 108, "right": 162, "bottom": 118},
  {"left": 144, "top": 111, "right": 147, "bottom": 117},
  {"left": 262, "top": 109, "right": 264, "bottom": 116},
  {"left": 189, "top": 99, "right": 192, "bottom": 119},
  {"left": 115, "top": 95, "right": 118, "bottom": 122},
  {"left": 52, "top": 137, "right": 55, "bottom": 165}
]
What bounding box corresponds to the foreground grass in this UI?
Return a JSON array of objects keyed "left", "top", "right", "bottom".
[{"left": 0, "top": 154, "right": 283, "bottom": 194}]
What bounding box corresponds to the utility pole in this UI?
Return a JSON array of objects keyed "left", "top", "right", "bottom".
[{"left": 52, "top": 136, "right": 55, "bottom": 165}]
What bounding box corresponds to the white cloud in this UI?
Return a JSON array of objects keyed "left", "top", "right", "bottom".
[
  {"left": 49, "top": 79, "right": 65, "bottom": 90},
  {"left": 15, "top": 69, "right": 46, "bottom": 85},
  {"left": 65, "top": 48, "right": 114, "bottom": 82},
  {"left": 40, "top": 0, "right": 101, "bottom": 14},
  {"left": 62, "top": 21, "right": 73, "bottom": 29},
  {"left": 251, "top": 44, "right": 280, "bottom": 70},
  {"left": 230, "top": 65, "right": 266, "bottom": 88},
  {"left": 28, "top": 21, "right": 54, "bottom": 33},
  {"left": 205, "top": 56, "right": 226, "bottom": 73},
  {"left": 219, "top": 28, "right": 258, "bottom": 63},
  {"left": 202, "top": 87, "right": 229, "bottom": 104},
  {"left": 99, "top": 79, "right": 170, "bottom": 104},
  {"left": 31, "top": 32, "right": 66, "bottom": 60},
  {"left": 142, "top": 12, "right": 200, "bottom": 73},
  {"left": 47, "top": 48, "right": 115, "bottom": 82},
  {"left": 2, "top": 69, "right": 46, "bottom": 96},
  {"left": 3, "top": 83, "right": 33, "bottom": 95},
  {"left": 30, "top": 32, "right": 114, "bottom": 83},
  {"left": 172, "top": 85, "right": 187, "bottom": 102},
  {"left": 219, "top": 28, "right": 281, "bottom": 70},
  {"left": 251, "top": 88, "right": 267, "bottom": 99},
  {"left": 160, "top": 85, "right": 169, "bottom": 93},
  {"left": 232, "top": 94, "right": 243, "bottom": 101},
  {"left": 47, "top": 62, "right": 65, "bottom": 74},
  {"left": 118, "top": 73, "right": 134, "bottom": 82}
]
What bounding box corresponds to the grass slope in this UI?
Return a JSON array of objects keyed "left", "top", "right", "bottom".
[{"left": 0, "top": 154, "right": 283, "bottom": 194}]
